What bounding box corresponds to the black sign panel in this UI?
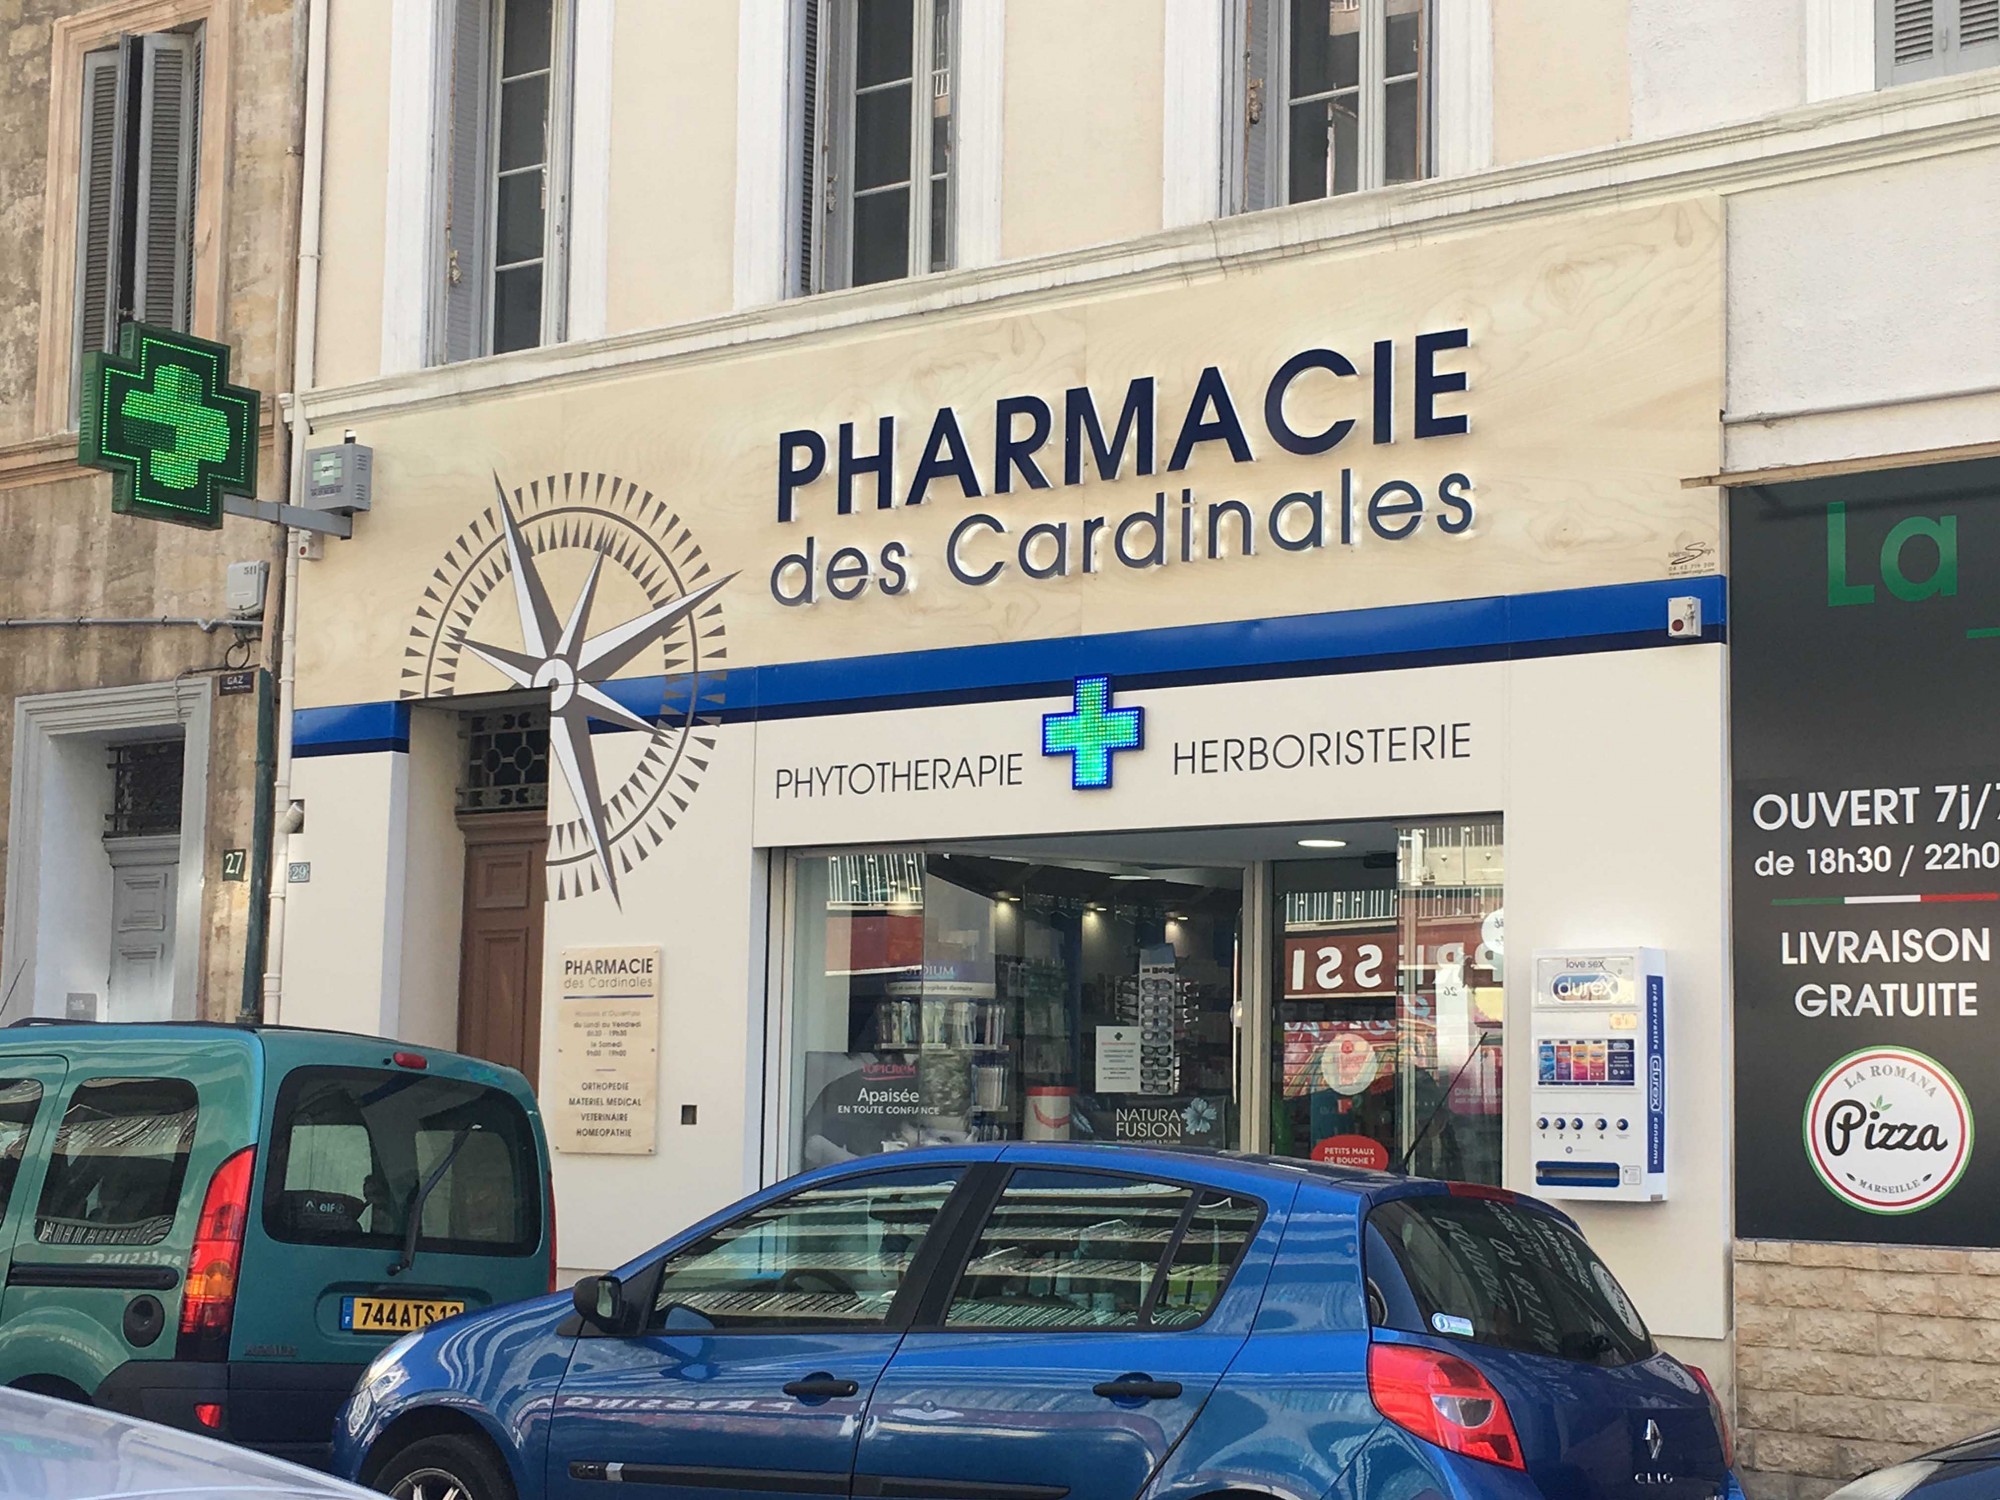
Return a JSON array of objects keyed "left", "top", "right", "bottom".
[{"left": 1732, "top": 460, "right": 2000, "bottom": 1244}]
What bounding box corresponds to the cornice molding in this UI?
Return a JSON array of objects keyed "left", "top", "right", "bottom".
[{"left": 0, "top": 409, "right": 279, "bottom": 495}]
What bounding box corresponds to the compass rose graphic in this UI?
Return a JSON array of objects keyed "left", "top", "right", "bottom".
[{"left": 402, "top": 472, "right": 732, "bottom": 904}]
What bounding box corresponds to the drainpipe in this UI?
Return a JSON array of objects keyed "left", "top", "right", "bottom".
[
  {"left": 238, "top": 0, "right": 316, "bottom": 1024},
  {"left": 261, "top": 0, "right": 331, "bottom": 1028},
  {"left": 238, "top": 664, "right": 277, "bottom": 1024},
  {"left": 0, "top": 617, "right": 239, "bottom": 630}
]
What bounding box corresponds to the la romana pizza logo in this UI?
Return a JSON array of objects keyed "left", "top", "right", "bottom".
[{"left": 1803, "top": 1047, "right": 1973, "bottom": 1215}]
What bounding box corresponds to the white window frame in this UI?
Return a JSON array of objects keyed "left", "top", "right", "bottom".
[
  {"left": 1226, "top": 0, "right": 1433, "bottom": 215},
  {"left": 1163, "top": 0, "right": 1229, "bottom": 226},
  {"left": 803, "top": 0, "right": 960, "bottom": 295},
  {"left": 389, "top": 0, "right": 576, "bottom": 370},
  {"left": 1173, "top": 0, "right": 1484, "bottom": 227},
  {"left": 564, "top": 0, "right": 613, "bottom": 341},
  {"left": 479, "top": 0, "right": 575, "bottom": 356},
  {"left": 1806, "top": 0, "right": 1877, "bottom": 99}
]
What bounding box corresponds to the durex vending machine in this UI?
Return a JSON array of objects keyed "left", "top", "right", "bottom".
[{"left": 1529, "top": 948, "right": 1667, "bottom": 1202}]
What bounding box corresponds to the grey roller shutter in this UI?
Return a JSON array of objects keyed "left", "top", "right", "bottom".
[
  {"left": 1243, "top": 0, "right": 1273, "bottom": 211},
  {"left": 75, "top": 46, "right": 128, "bottom": 375},
  {"left": 441, "top": 0, "right": 493, "bottom": 363},
  {"left": 132, "top": 31, "right": 199, "bottom": 328}
]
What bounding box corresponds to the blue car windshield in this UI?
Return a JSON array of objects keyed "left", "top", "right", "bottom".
[{"left": 1366, "top": 1195, "right": 1654, "bottom": 1368}]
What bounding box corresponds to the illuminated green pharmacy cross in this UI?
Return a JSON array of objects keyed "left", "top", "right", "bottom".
[
  {"left": 125, "top": 364, "right": 230, "bottom": 487},
  {"left": 79, "top": 322, "right": 259, "bottom": 531},
  {"left": 1043, "top": 676, "right": 1144, "bottom": 790}
]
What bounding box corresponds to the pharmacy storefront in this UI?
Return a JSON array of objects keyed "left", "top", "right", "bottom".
[{"left": 283, "top": 197, "right": 1734, "bottom": 1366}]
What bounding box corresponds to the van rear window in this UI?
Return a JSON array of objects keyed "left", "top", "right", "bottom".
[
  {"left": 36, "top": 1078, "right": 197, "bottom": 1247},
  {"left": 264, "top": 1067, "right": 539, "bottom": 1257},
  {"left": 1366, "top": 1195, "right": 1654, "bottom": 1368}
]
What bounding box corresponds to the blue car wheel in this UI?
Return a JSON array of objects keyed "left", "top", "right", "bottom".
[{"left": 373, "top": 1433, "right": 516, "bottom": 1500}]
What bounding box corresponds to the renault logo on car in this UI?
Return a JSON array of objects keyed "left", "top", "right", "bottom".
[{"left": 1633, "top": 1416, "right": 1677, "bottom": 1483}]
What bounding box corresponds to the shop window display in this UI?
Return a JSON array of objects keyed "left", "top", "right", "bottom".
[
  {"left": 1271, "top": 820, "right": 1504, "bottom": 1182},
  {"left": 789, "top": 850, "right": 1241, "bottom": 1170}
]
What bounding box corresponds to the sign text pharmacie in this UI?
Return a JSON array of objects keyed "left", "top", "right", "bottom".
[
  {"left": 551, "top": 944, "right": 663, "bottom": 1157},
  {"left": 769, "top": 329, "right": 1474, "bottom": 606}
]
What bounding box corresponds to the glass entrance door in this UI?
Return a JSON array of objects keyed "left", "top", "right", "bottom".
[{"left": 785, "top": 849, "right": 1242, "bottom": 1171}]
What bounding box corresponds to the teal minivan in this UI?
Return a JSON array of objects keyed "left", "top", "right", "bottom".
[{"left": 0, "top": 1022, "right": 553, "bottom": 1469}]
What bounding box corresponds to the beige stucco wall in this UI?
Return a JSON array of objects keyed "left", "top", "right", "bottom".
[
  {"left": 1491, "top": 0, "right": 1632, "bottom": 166},
  {"left": 604, "top": 0, "right": 740, "bottom": 335},
  {"left": 1000, "top": 0, "right": 1166, "bottom": 262},
  {"left": 311, "top": 0, "right": 391, "bottom": 388}
]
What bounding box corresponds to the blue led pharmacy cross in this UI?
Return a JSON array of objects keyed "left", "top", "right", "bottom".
[{"left": 1042, "top": 675, "right": 1144, "bottom": 790}]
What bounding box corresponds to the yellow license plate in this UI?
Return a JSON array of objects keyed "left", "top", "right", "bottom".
[{"left": 341, "top": 1296, "right": 466, "bottom": 1334}]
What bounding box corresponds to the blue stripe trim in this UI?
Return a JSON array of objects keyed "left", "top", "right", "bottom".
[
  {"left": 294, "top": 700, "right": 410, "bottom": 757},
  {"left": 755, "top": 574, "right": 1724, "bottom": 716},
  {"left": 296, "top": 576, "right": 1724, "bottom": 754}
]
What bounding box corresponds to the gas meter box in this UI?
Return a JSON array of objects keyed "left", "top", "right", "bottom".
[{"left": 1529, "top": 948, "right": 1666, "bottom": 1202}]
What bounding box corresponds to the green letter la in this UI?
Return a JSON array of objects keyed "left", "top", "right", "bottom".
[
  {"left": 1826, "top": 503, "right": 1875, "bottom": 606},
  {"left": 1883, "top": 515, "right": 1958, "bottom": 602}
]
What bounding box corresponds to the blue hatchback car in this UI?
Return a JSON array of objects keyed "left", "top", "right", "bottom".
[{"left": 335, "top": 1146, "right": 1735, "bottom": 1500}]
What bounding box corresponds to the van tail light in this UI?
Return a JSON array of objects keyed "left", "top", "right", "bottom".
[
  {"left": 1368, "top": 1343, "right": 1524, "bottom": 1471},
  {"left": 545, "top": 1172, "right": 558, "bottom": 1295},
  {"left": 1689, "top": 1364, "right": 1733, "bottom": 1469},
  {"left": 177, "top": 1147, "right": 255, "bottom": 1361}
]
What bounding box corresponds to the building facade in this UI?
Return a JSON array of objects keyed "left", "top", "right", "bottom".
[
  {"left": 274, "top": 4, "right": 2000, "bottom": 1498},
  {"left": 1, "top": 0, "right": 300, "bottom": 1030}
]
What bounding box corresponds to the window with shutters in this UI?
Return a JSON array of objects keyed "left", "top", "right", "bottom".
[
  {"left": 794, "top": 0, "right": 958, "bottom": 294},
  {"left": 437, "top": 0, "right": 575, "bottom": 363},
  {"left": 1225, "top": 0, "right": 1429, "bottom": 215},
  {"left": 1879, "top": 0, "right": 2000, "bottom": 85},
  {"left": 71, "top": 27, "right": 203, "bottom": 412}
]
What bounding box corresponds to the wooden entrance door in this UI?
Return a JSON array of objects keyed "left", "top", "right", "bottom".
[{"left": 457, "top": 813, "right": 548, "bottom": 1086}]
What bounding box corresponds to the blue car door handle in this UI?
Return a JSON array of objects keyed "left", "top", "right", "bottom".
[
  {"left": 784, "top": 1373, "right": 861, "bottom": 1400},
  {"left": 1092, "top": 1375, "right": 1182, "bottom": 1402}
]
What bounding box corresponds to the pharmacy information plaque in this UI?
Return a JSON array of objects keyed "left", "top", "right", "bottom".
[{"left": 552, "top": 945, "right": 662, "bottom": 1155}]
